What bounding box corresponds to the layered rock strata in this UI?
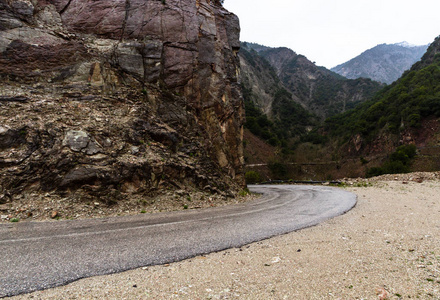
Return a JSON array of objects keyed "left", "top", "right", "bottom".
[{"left": 0, "top": 0, "right": 244, "bottom": 204}]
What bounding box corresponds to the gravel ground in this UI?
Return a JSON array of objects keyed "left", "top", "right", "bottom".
[
  {"left": 0, "top": 191, "right": 254, "bottom": 223},
  {"left": 9, "top": 173, "right": 440, "bottom": 299}
]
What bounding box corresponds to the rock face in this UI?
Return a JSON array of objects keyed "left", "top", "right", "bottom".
[
  {"left": 331, "top": 43, "right": 428, "bottom": 84},
  {"left": 0, "top": 0, "right": 244, "bottom": 203}
]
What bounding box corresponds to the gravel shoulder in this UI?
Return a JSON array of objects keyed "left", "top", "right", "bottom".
[{"left": 10, "top": 172, "right": 440, "bottom": 299}]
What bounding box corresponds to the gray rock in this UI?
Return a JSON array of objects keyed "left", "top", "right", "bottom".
[
  {"left": 62, "top": 130, "right": 101, "bottom": 155},
  {"left": 60, "top": 167, "right": 100, "bottom": 187},
  {"left": 115, "top": 42, "right": 145, "bottom": 80},
  {"left": 63, "top": 130, "right": 90, "bottom": 152}
]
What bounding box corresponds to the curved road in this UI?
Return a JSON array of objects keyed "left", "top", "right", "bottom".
[{"left": 0, "top": 185, "right": 356, "bottom": 297}]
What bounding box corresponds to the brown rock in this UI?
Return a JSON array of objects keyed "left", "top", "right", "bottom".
[
  {"left": 51, "top": 211, "right": 59, "bottom": 219},
  {"left": 0, "top": 0, "right": 244, "bottom": 204},
  {"left": 376, "top": 287, "right": 390, "bottom": 300}
]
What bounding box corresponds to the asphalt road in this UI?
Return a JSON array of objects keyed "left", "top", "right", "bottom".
[{"left": 0, "top": 185, "right": 357, "bottom": 297}]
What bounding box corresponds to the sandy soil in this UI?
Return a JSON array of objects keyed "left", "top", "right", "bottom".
[{"left": 10, "top": 174, "right": 440, "bottom": 299}]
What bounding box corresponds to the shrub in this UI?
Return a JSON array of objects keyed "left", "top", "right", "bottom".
[
  {"left": 245, "top": 171, "right": 262, "bottom": 184},
  {"left": 366, "top": 144, "right": 417, "bottom": 177},
  {"left": 268, "top": 161, "right": 288, "bottom": 180}
]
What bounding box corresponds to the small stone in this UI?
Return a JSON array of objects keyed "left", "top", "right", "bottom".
[
  {"left": 51, "top": 211, "right": 59, "bottom": 219},
  {"left": 1, "top": 215, "right": 8, "bottom": 220},
  {"left": 376, "top": 287, "right": 390, "bottom": 300},
  {"left": 271, "top": 257, "right": 281, "bottom": 263}
]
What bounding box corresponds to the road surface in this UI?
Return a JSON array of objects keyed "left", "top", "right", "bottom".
[{"left": 0, "top": 185, "right": 356, "bottom": 297}]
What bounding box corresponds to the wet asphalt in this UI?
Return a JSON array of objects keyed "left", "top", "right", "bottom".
[{"left": 0, "top": 185, "right": 357, "bottom": 297}]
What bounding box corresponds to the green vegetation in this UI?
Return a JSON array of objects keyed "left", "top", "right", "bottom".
[
  {"left": 268, "top": 161, "right": 288, "bottom": 180},
  {"left": 272, "top": 88, "right": 318, "bottom": 138},
  {"left": 245, "top": 171, "right": 262, "bottom": 184},
  {"left": 238, "top": 188, "right": 250, "bottom": 197},
  {"left": 10, "top": 218, "right": 19, "bottom": 222},
  {"left": 366, "top": 144, "right": 417, "bottom": 177},
  {"left": 243, "top": 85, "right": 317, "bottom": 148},
  {"left": 300, "top": 129, "right": 328, "bottom": 145},
  {"left": 240, "top": 46, "right": 318, "bottom": 150}
]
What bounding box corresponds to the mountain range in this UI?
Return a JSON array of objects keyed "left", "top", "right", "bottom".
[
  {"left": 242, "top": 37, "right": 440, "bottom": 181},
  {"left": 331, "top": 42, "right": 428, "bottom": 84},
  {"left": 242, "top": 43, "right": 383, "bottom": 120}
]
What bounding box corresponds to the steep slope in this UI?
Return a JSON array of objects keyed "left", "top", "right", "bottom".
[
  {"left": 239, "top": 45, "right": 317, "bottom": 147},
  {"left": 0, "top": 0, "right": 244, "bottom": 204},
  {"left": 259, "top": 47, "right": 383, "bottom": 119},
  {"left": 331, "top": 42, "right": 428, "bottom": 84},
  {"left": 325, "top": 36, "right": 440, "bottom": 163}
]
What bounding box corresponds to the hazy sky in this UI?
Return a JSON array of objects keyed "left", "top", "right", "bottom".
[{"left": 223, "top": 0, "right": 440, "bottom": 68}]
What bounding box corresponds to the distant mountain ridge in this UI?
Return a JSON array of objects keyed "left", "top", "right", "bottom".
[
  {"left": 238, "top": 42, "right": 383, "bottom": 158},
  {"left": 241, "top": 43, "right": 383, "bottom": 120},
  {"left": 331, "top": 42, "right": 428, "bottom": 84},
  {"left": 326, "top": 36, "right": 440, "bottom": 156}
]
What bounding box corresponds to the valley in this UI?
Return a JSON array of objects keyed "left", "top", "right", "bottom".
[{"left": 240, "top": 38, "right": 440, "bottom": 183}]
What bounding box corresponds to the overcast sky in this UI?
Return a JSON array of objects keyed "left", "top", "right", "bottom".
[{"left": 223, "top": 0, "right": 440, "bottom": 69}]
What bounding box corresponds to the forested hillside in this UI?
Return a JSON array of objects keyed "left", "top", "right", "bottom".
[
  {"left": 240, "top": 46, "right": 317, "bottom": 149},
  {"left": 326, "top": 36, "right": 440, "bottom": 144},
  {"left": 242, "top": 37, "right": 440, "bottom": 181}
]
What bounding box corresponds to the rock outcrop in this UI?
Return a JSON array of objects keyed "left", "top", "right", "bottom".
[{"left": 0, "top": 0, "right": 244, "bottom": 203}]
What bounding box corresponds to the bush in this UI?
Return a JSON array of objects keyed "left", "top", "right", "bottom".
[
  {"left": 268, "top": 161, "right": 288, "bottom": 180},
  {"left": 245, "top": 171, "right": 262, "bottom": 184},
  {"left": 366, "top": 167, "right": 384, "bottom": 178},
  {"left": 366, "top": 144, "right": 417, "bottom": 178}
]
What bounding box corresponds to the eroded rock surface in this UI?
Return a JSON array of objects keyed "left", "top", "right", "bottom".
[{"left": 0, "top": 0, "right": 244, "bottom": 205}]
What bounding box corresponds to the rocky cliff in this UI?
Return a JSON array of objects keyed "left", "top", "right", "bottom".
[
  {"left": 0, "top": 0, "right": 244, "bottom": 205},
  {"left": 331, "top": 43, "right": 428, "bottom": 84}
]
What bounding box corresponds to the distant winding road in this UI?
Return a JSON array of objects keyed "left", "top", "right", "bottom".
[{"left": 0, "top": 185, "right": 356, "bottom": 297}]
